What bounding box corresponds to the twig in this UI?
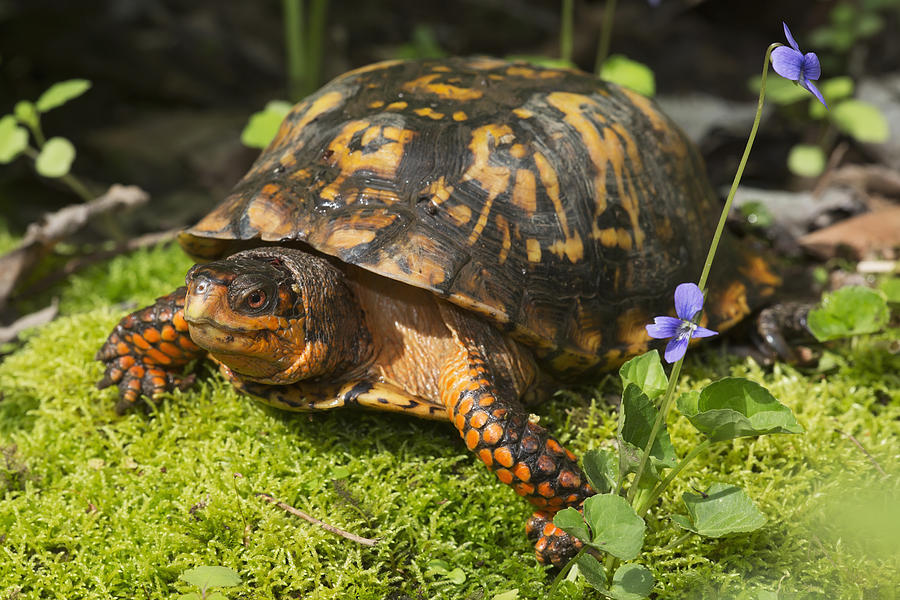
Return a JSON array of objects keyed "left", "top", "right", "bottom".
[
  {"left": 0, "top": 184, "right": 150, "bottom": 309},
  {"left": 834, "top": 427, "right": 887, "bottom": 477},
  {"left": 256, "top": 492, "right": 379, "bottom": 546},
  {"left": 17, "top": 228, "right": 180, "bottom": 299},
  {"left": 0, "top": 299, "right": 58, "bottom": 345}
]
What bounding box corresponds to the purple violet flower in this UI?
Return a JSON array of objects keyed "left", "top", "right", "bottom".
[
  {"left": 771, "top": 22, "right": 827, "bottom": 107},
  {"left": 646, "top": 283, "right": 718, "bottom": 363}
]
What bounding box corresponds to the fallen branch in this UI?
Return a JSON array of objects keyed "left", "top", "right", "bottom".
[
  {"left": 0, "top": 184, "right": 149, "bottom": 309},
  {"left": 17, "top": 228, "right": 180, "bottom": 300},
  {"left": 256, "top": 492, "right": 379, "bottom": 547},
  {"left": 0, "top": 299, "right": 58, "bottom": 346}
]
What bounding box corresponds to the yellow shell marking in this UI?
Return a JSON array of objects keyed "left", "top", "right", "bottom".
[
  {"left": 414, "top": 107, "right": 445, "bottom": 119},
  {"left": 511, "top": 169, "right": 537, "bottom": 215},
  {"left": 319, "top": 121, "right": 415, "bottom": 204},
  {"left": 526, "top": 238, "right": 542, "bottom": 262},
  {"left": 272, "top": 91, "right": 344, "bottom": 150},
  {"left": 452, "top": 111, "right": 468, "bottom": 121},
  {"left": 402, "top": 73, "right": 484, "bottom": 101},
  {"left": 463, "top": 125, "right": 514, "bottom": 245},
  {"left": 533, "top": 152, "right": 583, "bottom": 263}
]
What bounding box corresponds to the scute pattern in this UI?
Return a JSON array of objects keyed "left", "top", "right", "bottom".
[{"left": 183, "top": 57, "right": 777, "bottom": 375}]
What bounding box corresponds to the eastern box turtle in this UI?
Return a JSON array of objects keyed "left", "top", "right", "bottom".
[{"left": 96, "top": 57, "right": 779, "bottom": 565}]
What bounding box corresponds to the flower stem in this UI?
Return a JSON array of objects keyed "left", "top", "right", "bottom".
[
  {"left": 696, "top": 43, "right": 780, "bottom": 292},
  {"left": 561, "top": 0, "right": 574, "bottom": 63},
  {"left": 628, "top": 45, "right": 779, "bottom": 510},
  {"left": 636, "top": 439, "right": 712, "bottom": 518},
  {"left": 594, "top": 0, "right": 618, "bottom": 73}
]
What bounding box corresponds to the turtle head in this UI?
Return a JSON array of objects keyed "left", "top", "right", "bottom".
[{"left": 183, "top": 247, "right": 370, "bottom": 384}]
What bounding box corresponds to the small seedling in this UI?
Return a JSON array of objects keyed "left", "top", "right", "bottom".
[{"left": 177, "top": 565, "right": 242, "bottom": 600}]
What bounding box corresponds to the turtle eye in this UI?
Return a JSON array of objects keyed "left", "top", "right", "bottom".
[{"left": 246, "top": 289, "right": 267, "bottom": 309}]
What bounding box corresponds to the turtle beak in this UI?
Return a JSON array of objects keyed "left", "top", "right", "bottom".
[{"left": 183, "top": 272, "right": 229, "bottom": 325}]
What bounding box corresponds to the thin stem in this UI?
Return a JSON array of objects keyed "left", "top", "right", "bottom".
[
  {"left": 283, "top": 0, "right": 305, "bottom": 101},
  {"left": 696, "top": 43, "right": 780, "bottom": 292},
  {"left": 594, "top": 0, "right": 618, "bottom": 73},
  {"left": 306, "top": 0, "right": 329, "bottom": 96},
  {"left": 560, "top": 0, "right": 574, "bottom": 63},
  {"left": 628, "top": 45, "right": 778, "bottom": 510},
  {"left": 636, "top": 440, "right": 712, "bottom": 518},
  {"left": 549, "top": 546, "right": 587, "bottom": 596}
]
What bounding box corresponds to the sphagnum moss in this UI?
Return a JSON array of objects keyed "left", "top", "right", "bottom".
[{"left": 0, "top": 246, "right": 898, "bottom": 599}]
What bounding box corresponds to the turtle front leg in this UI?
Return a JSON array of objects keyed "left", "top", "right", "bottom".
[
  {"left": 438, "top": 343, "right": 594, "bottom": 566},
  {"left": 96, "top": 287, "right": 206, "bottom": 413}
]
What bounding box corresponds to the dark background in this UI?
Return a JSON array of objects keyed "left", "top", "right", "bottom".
[{"left": 1, "top": 0, "right": 898, "bottom": 235}]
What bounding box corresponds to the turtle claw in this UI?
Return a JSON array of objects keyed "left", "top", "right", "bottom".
[
  {"left": 96, "top": 288, "right": 205, "bottom": 412},
  {"left": 526, "top": 510, "right": 584, "bottom": 568}
]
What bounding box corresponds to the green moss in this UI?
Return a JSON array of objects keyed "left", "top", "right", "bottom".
[{"left": 0, "top": 246, "right": 897, "bottom": 599}]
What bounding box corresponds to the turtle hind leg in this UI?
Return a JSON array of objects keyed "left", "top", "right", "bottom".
[
  {"left": 437, "top": 304, "right": 594, "bottom": 566},
  {"left": 96, "top": 287, "right": 206, "bottom": 413}
]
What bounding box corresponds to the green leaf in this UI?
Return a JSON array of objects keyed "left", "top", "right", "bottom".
[
  {"left": 582, "top": 448, "right": 617, "bottom": 494},
  {"left": 179, "top": 566, "right": 241, "bottom": 589},
  {"left": 609, "top": 563, "right": 654, "bottom": 600},
  {"left": 676, "top": 378, "right": 803, "bottom": 442},
  {"left": 177, "top": 594, "right": 201, "bottom": 600},
  {"left": 241, "top": 100, "right": 293, "bottom": 149},
  {"left": 575, "top": 553, "right": 608, "bottom": 592},
  {"left": 807, "top": 285, "right": 890, "bottom": 341},
  {"left": 34, "top": 137, "right": 76, "bottom": 178},
  {"left": 582, "top": 493, "right": 646, "bottom": 560},
  {"left": 787, "top": 144, "right": 826, "bottom": 178},
  {"left": 599, "top": 55, "right": 655, "bottom": 97},
  {"left": 879, "top": 277, "right": 900, "bottom": 304},
  {"left": 831, "top": 100, "right": 889, "bottom": 143},
  {"left": 672, "top": 483, "right": 766, "bottom": 537},
  {"left": 14, "top": 101, "right": 39, "bottom": 131},
  {"left": 0, "top": 115, "right": 29, "bottom": 163},
  {"left": 492, "top": 590, "right": 519, "bottom": 600},
  {"left": 619, "top": 351, "right": 667, "bottom": 400},
  {"left": 446, "top": 568, "right": 466, "bottom": 584},
  {"left": 207, "top": 593, "right": 228, "bottom": 600},
  {"left": 35, "top": 79, "right": 92, "bottom": 112},
  {"left": 553, "top": 506, "right": 591, "bottom": 543},
  {"left": 331, "top": 465, "right": 350, "bottom": 479},
  {"left": 618, "top": 385, "right": 677, "bottom": 478}
]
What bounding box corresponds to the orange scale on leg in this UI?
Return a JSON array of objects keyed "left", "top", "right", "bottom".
[
  {"left": 495, "top": 468, "right": 514, "bottom": 485},
  {"left": 469, "top": 411, "right": 488, "bottom": 428},
  {"left": 537, "top": 482, "right": 556, "bottom": 498},
  {"left": 515, "top": 482, "right": 535, "bottom": 496},
  {"left": 493, "top": 447, "right": 514, "bottom": 468},
  {"left": 513, "top": 463, "right": 531, "bottom": 482},
  {"left": 478, "top": 448, "right": 494, "bottom": 467},
  {"left": 454, "top": 413, "right": 466, "bottom": 431},
  {"left": 465, "top": 429, "right": 480, "bottom": 450},
  {"left": 482, "top": 423, "right": 503, "bottom": 444}
]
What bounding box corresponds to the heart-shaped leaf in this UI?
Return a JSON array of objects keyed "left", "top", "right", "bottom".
[
  {"left": 582, "top": 448, "right": 617, "bottom": 494},
  {"left": 671, "top": 483, "right": 766, "bottom": 537},
  {"left": 677, "top": 378, "right": 803, "bottom": 442},
  {"left": 575, "top": 553, "right": 608, "bottom": 592},
  {"left": 618, "top": 385, "right": 677, "bottom": 479},
  {"left": 609, "top": 563, "right": 654, "bottom": 600},
  {"left": 619, "top": 351, "right": 667, "bottom": 400},
  {"left": 582, "top": 493, "right": 646, "bottom": 560},
  {"left": 553, "top": 506, "right": 590, "bottom": 543},
  {"left": 35, "top": 137, "right": 76, "bottom": 178},
  {"left": 807, "top": 285, "right": 889, "bottom": 341},
  {"left": 241, "top": 100, "right": 293, "bottom": 149},
  {"left": 178, "top": 566, "right": 241, "bottom": 589}
]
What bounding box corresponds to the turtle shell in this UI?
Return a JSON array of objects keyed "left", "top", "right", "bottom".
[{"left": 181, "top": 57, "right": 779, "bottom": 376}]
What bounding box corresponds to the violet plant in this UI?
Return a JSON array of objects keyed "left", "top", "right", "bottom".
[{"left": 548, "top": 24, "right": 822, "bottom": 599}]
